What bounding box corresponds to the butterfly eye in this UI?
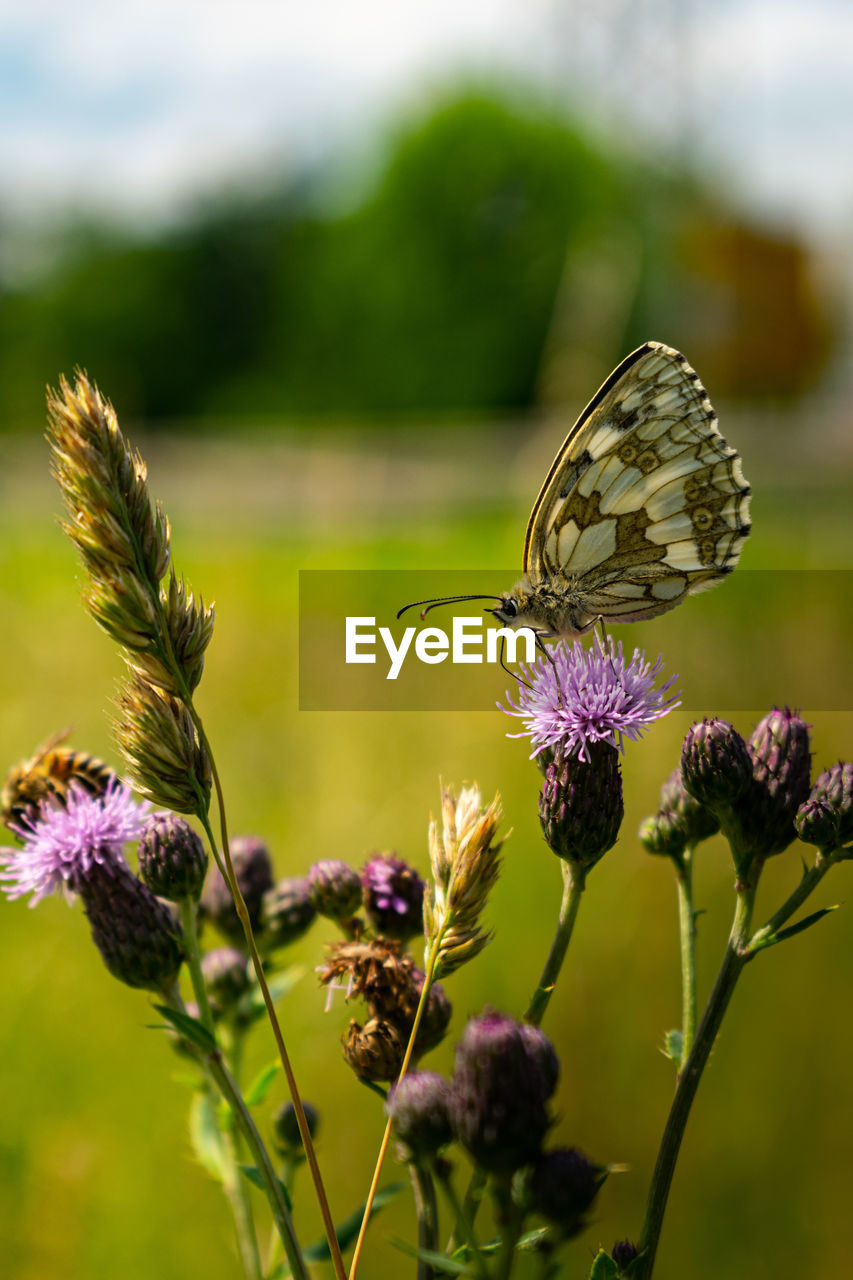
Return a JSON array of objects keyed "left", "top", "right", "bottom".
[{"left": 502, "top": 598, "right": 519, "bottom": 619}]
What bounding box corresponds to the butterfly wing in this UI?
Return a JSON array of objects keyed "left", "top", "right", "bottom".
[{"left": 523, "top": 342, "right": 751, "bottom": 624}]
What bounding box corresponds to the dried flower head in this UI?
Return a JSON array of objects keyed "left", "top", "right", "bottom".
[
  {"left": 425, "top": 783, "right": 504, "bottom": 978},
  {"left": 0, "top": 781, "right": 149, "bottom": 905},
  {"left": 501, "top": 637, "right": 679, "bottom": 761},
  {"left": 361, "top": 853, "right": 425, "bottom": 942},
  {"left": 343, "top": 1017, "right": 405, "bottom": 1082}
]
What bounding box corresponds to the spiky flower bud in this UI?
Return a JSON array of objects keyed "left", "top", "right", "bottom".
[
  {"left": 449, "top": 1009, "right": 554, "bottom": 1174},
  {"left": 528, "top": 1147, "right": 606, "bottom": 1237},
  {"left": 612, "top": 1240, "right": 639, "bottom": 1271},
  {"left": 306, "top": 859, "right": 362, "bottom": 922},
  {"left": 201, "top": 835, "right": 274, "bottom": 944},
  {"left": 80, "top": 862, "right": 183, "bottom": 992},
  {"left": 659, "top": 766, "right": 719, "bottom": 844},
  {"left": 795, "top": 799, "right": 840, "bottom": 852},
  {"left": 201, "top": 946, "right": 251, "bottom": 1017},
  {"left": 137, "top": 812, "right": 208, "bottom": 901},
  {"left": 260, "top": 877, "right": 316, "bottom": 948},
  {"left": 518, "top": 1023, "right": 560, "bottom": 1100},
  {"left": 638, "top": 809, "right": 689, "bottom": 861},
  {"left": 803, "top": 762, "right": 853, "bottom": 851},
  {"left": 342, "top": 1017, "right": 405, "bottom": 1082},
  {"left": 114, "top": 671, "right": 211, "bottom": 814},
  {"left": 425, "top": 785, "right": 504, "bottom": 977},
  {"left": 274, "top": 1101, "right": 320, "bottom": 1151},
  {"left": 361, "top": 853, "right": 425, "bottom": 942},
  {"left": 736, "top": 708, "right": 812, "bottom": 858},
  {"left": 539, "top": 740, "right": 623, "bottom": 870},
  {"left": 681, "top": 718, "right": 753, "bottom": 810},
  {"left": 387, "top": 1071, "right": 453, "bottom": 1161}
]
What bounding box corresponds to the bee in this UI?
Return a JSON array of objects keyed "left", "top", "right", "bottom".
[{"left": 1, "top": 729, "right": 119, "bottom": 828}]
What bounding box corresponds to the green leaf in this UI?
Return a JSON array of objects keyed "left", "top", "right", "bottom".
[
  {"left": 751, "top": 905, "right": 839, "bottom": 954},
  {"left": 153, "top": 1004, "right": 217, "bottom": 1053},
  {"left": 239, "top": 1163, "right": 292, "bottom": 1210},
  {"left": 390, "top": 1238, "right": 476, "bottom": 1275},
  {"left": 189, "top": 1091, "right": 226, "bottom": 1182},
  {"left": 303, "top": 1182, "right": 407, "bottom": 1261},
  {"left": 244, "top": 1061, "right": 280, "bottom": 1107},
  {"left": 516, "top": 1227, "right": 554, "bottom": 1251},
  {"left": 589, "top": 1249, "right": 619, "bottom": 1279},
  {"left": 662, "top": 1028, "right": 683, "bottom": 1067}
]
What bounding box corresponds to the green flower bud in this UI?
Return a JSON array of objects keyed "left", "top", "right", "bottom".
[
  {"left": 306, "top": 859, "right": 362, "bottom": 922},
  {"left": 273, "top": 1101, "right": 320, "bottom": 1151},
  {"left": 260, "top": 877, "right": 316, "bottom": 948},
  {"left": 659, "top": 766, "right": 719, "bottom": 844},
  {"left": 138, "top": 812, "right": 208, "bottom": 901},
  {"left": 201, "top": 946, "right": 251, "bottom": 1018},
  {"left": 639, "top": 810, "right": 689, "bottom": 861}
]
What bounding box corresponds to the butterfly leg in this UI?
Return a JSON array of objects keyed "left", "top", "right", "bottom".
[{"left": 593, "top": 618, "right": 619, "bottom": 676}]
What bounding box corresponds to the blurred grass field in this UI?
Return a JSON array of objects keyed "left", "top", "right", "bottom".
[{"left": 1, "top": 416, "right": 852, "bottom": 1280}]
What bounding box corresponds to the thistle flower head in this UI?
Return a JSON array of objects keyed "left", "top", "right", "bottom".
[
  {"left": 681, "top": 718, "right": 753, "bottom": 811},
  {"left": 801, "top": 762, "right": 853, "bottom": 852},
  {"left": 342, "top": 1017, "right": 405, "bottom": 1082},
  {"left": 0, "top": 781, "right": 149, "bottom": 905},
  {"left": 501, "top": 637, "right": 679, "bottom": 761},
  {"left": 306, "top": 859, "right": 363, "bottom": 923},
  {"left": 201, "top": 946, "right": 252, "bottom": 1019},
  {"left": 539, "top": 741, "right": 623, "bottom": 870},
  {"left": 201, "top": 834, "right": 274, "bottom": 944},
  {"left": 80, "top": 860, "right": 184, "bottom": 992},
  {"left": 361, "top": 853, "right": 425, "bottom": 942},
  {"left": 737, "top": 708, "right": 812, "bottom": 859},
  {"left": 260, "top": 877, "right": 317, "bottom": 949},
  {"left": 137, "top": 811, "right": 208, "bottom": 902},
  {"left": 425, "top": 784, "right": 504, "bottom": 978},
  {"left": 449, "top": 1008, "right": 554, "bottom": 1174},
  {"left": 528, "top": 1147, "right": 607, "bottom": 1238},
  {"left": 659, "top": 766, "right": 720, "bottom": 845},
  {"left": 387, "top": 1071, "right": 454, "bottom": 1162},
  {"left": 274, "top": 1101, "right": 320, "bottom": 1151}
]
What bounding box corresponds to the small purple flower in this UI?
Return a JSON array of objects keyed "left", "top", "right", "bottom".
[
  {"left": 0, "top": 781, "right": 150, "bottom": 906},
  {"left": 361, "top": 853, "right": 425, "bottom": 941},
  {"left": 500, "top": 636, "right": 680, "bottom": 761}
]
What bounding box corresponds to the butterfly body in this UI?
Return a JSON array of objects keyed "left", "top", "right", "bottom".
[{"left": 399, "top": 341, "right": 751, "bottom": 641}]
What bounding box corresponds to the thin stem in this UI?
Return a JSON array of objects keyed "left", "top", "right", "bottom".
[
  {"left": 493, "top": 1176, "right": 524, "bottom": 1280},
  {"left": 676, "top": 848, "right": 697, "bottom": 1065},
  {"left": 180, "top": 897, "right": 215, "bottom": 1031},
  {"left": 206, "top": 1049, "right": 310, "bottom": 1280},
  {"left": 434, "top": 1163, "right": 489, "bottom": 1280},
  {"left": 635, "top": 884, "right": 757, "bottom": 1280},
  {"left": 524, "top": 861, "right": 586, "bottom": 1026},
  {"left": 349, "top": 933, "right": 443, "bottom": 1280},
  {"left": 409, "top": 1163, "right": 439, "bottom": 1280},
  {"left": 195, "top": 749, "right": 346, "bottom": 1280},
  {"left": 746, "top": 849, "right": 837, "bottom": 954}
]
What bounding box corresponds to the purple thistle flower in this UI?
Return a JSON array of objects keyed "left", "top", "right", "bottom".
[
  {"left": 0, "top": 781, "right": 150, "bottom": 906},
  {"left": 361, "top": 853, "right": 425, "bottom": 942},
  {"left": 500, "top": 636, "right": 680, "bottom": 761}
]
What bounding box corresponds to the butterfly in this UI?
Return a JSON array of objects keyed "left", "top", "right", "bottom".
[{"left": 399, "top": 341, "right": 751, "bottom": 641}]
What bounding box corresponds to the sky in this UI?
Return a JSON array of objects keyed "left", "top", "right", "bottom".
[{"left": 1, "top": 0, "right": 851, "bottom": 241}]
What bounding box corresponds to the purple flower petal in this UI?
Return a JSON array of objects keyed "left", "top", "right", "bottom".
[
  {"left": 499, "top": 636, "right": 680, "bottom": 760},
  {"left": 0, "top": 781, "right": 150, "bottom": 906}
]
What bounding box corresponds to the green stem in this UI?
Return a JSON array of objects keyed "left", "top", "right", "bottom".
[
  {"left": 180, "top": 897, "right": 215, "bottom": 1031},
  {"left": 676, "top": 848, "right": 697, "bottom": 1065},
  {"left": 206, "top": 1049, "right": 310, "bottom": 1280},
  {"left": 493, "top": 1176, "right": 524, "bottom": 1280},
  {"left": 409, "top": 1163, "right": 439, "bottom": 1280},
  {"left": 635, "top": 884, "right": 757, "bottom": 1280},
  {"left": 349, "top": 932, "right": 444, "bottom": 1280},
  {"left": 524, "top": 860, "right": 586, "bottom": 1026},
  {"left": 434, "top": 1164, "right": 489, "bottom": 1280},
  {"left": 746, "top": 850, "right": 837, "bottom": 954}
]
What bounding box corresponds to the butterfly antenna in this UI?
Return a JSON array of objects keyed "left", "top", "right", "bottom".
[{"left": 396, "top": 594, "right": 503, "bottom": 621}]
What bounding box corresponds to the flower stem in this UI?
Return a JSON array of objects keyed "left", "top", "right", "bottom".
[
  {"left": 635, "top": 883, "right": 756, "bottom": 1279},
  {"left": 195, "top": 741, "right": 346, "bottom": 1280},
  {"left": 434, "top": 1163, "right": 489, "bottom": 1280},
  {"left": 180, "top": 897, "right": 215, "bottom": 1031},
  {"left": 409, "top": 1163, "right": 439, "bottom": 1280},
  {"left": 746, "top": 849, "right": 837, "bottom": 954},
  {"left": 206, "top": 1048, "right": 310, "bottom": 1280},
  {"left": 524, "top": 860, "right": 586, "bottom": 1027},
  {"left": 348, "top": 932, "right": 444, "bottom": 1280},
  {"left": 676, "top": 848, "right": 697, "bottom": 1065}
]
